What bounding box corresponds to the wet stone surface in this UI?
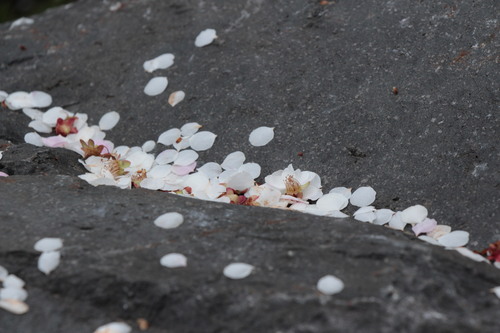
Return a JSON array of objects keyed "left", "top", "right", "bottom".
[{"left": 0, "top": 0, "right": 499, "bottom": 332}]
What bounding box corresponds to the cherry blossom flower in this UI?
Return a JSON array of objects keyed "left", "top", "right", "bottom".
[{"left": 264, "top": 164, "right": 322, "bottom": 201}]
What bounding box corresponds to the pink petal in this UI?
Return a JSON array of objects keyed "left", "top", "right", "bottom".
[
  {"left": 0, "top": 172, "right": 8, "bottom": 177},
  {"left": 42, "top": 135, "right": 67, "bottom": 147},
  {"left": 171, "top": 162, "right": 197, "bottom": 176},
  {"left": 412, "top": 218, "right": 438, "bottom": 236}
]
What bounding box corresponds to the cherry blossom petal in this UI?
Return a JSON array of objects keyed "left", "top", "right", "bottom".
[
  {"left": 22, "top": 107, "right": 43, "bottom": 120},
  {"left": 180, "top": 122, "right": 202, "bottom": 137},
  {"left": 353, "top": 206, "right": 376, "bottom": 223},
  {"left": 99, "top": 111, "right": 120, "bottom": 131},
  {"left": 349, "top": 186, "right": 376, "bottom": 207},
  {"left": 148, "top": 165, "right": 172, "bottom": 178},
  {"left": 154, "top": 212, "right": 184, "bottom": 229},
  {"left": 198, "top": 162, "right": 222, "bottom": 179},
  {"left": 226, "top": 171, "right": 254, "bottom": 191},
  {"left": 94, "top": 322, "right": 131, "bottom": 333},
  {"left": 0, "top": 265, "right": 7, "bottom": 281},
  {"left": 34, "top": 238, "right": 63, "bottom": 252},
  {"left": 418, "top": 235, "right": 441, "bottom": 246},
  {"left": 317, "top": 275, "right": 344, "bottom": 295},
  {"left": 140, "top": 178, "right": 165, "bottom": 190},
  {"left": 28, "top": 120, "right": 52, "bottom": 133},
  {"left": 172, "top": 162, "right": 197, "bottom": 176},
  {"left": 3, "top": 275, "right": 25, "bottom": 289},
  {"left": 174, "top": 150, "right": 199, "bottom": 166},
  {"left": 158, "top": 128, "right": 181, "bottom": 146},
  {"left": 195, "top": 29, "right": 217, "bottom": 47},
  {"left": 144, "top": 77, "right": 168, "bottom": 96},
  {"left": 412, "top": 218, "right": 437, "bottom": 236},
  {"left": 141, "top": 140, "right": 155, "bottom": 153},
  {"left": 156, "top": 149, "right": 178, "bottom": 164},
  {"left": 491, "top": 286, "right": 500, "bottom": 299},
  {"left": 189, "top": 131, "right": 217, "bottom": 151},
  {"left": 173, "top": 138, "right": 191, "bottom": 151},
  {"left": 41, "top": 135, "right": 67, "bottom": 148},
  {"left": 239, "top": 163, "right": 261, "bottom": 179},
  {"left": 401, "top": 205, "right": 428, "bottom": 224},
  {"left": 221, "top": 151, "right": 245, "bottom": 170},
  {"left": 168, "top": 91, "right": 185, "bottom": 107},
  {"left": 388, "top": 212, "right": 406, "bottom": 230},
  {"left": 9, "top": 17, "right": 34, "bottom": 30},
  {"left": 0, "top": 172, "right": 8, "bottom": 177},
  {"left": 428, "top": 225, "right": 452, "bottom": 239},
  {"left": 437, "top": 230, "right": 469, "bottom": 248},
  {"left": 316, "top": 193, "right": 349, "bottom": 211},
  {"left": 373, "top": 209, "right": 394, "bottom": 225},
  {"left": 42, "top": 107, "right": 72, "bottom": 127},
  {"left": 38, "top": 251, "right": 61, "bottom": 275},
  {"left": 160, "top": 253, "right": 187, "bottom": 268},
  {"left": 453, "top": 247, "right": 490, "bottom": 263},
  {"left": 0, "top": 91, "right": 7, "bottom": 102},
  {"left": 0, "top": 287, "right": 28, "bottom": 301},
  {"left": 249, "top": 126, "right": 274, "bottom": 147},
  {"left": 0, "top": 299, "right": 29, "bottom": 315},
  {"left": 329, "top": 187, "right": 352, "bottom": 199},
  {"left": 223, "top": 263, "right": 254, "bottom": 279},
  {"left": 143, "top": 53, "right": 174, "bottom": 73},
  {"left": 30, "top": 91, "right": 52, "bottom": 108}
]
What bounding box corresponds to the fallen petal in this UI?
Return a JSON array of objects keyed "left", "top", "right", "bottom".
[
  {"left": 0, "top": 265, "right": 7, "bottom": 281},
  {"left": 174, "top": 150, "right": 199, "bottom": 166},
  {"left": 99, "top": 111, "right": 120, "bottom": 131},
  {"left": 249, "top": 126, "right": 274, "bottom": 147},
  {"left": 155, "top": 149, "right": 178, "bottom": 164},
  {"left": 34, "top": 238, "right": 63, "bottom": 252},
  {"left": 329, "top": 187, "right": 352, "bottom": 199},
  {"left": 221, "top": 151, "right": 245, "bottom": 170},
  {"left": 317, "top": 275, "right": 344, "bottom": 295},
  {"left": 401, "top": 205, "right": 428, "bottom": 224},
  {"left": 3, "top": 275, "right": 25, "bottom": 289},
  {"left": 418, "top": 235, "right": 441, "bottom": 246},
  {"left": 239, "top": 162, "right": 261, "bottom": 179},
  {"left": 38, "top": 251, "right": 61, "bottom": 275},
  {"left": 158, "top": 128, "right": 181, "bottom": 146},
  {"left": 160, "top": 253, "right": 187, "bottom": 268},
  {"left": 0, "top": 299, "right": 29, "bottom": 315},
  {"left": 180, "top": 122, "right": 202, "bottom": 137},
  {"left": 141, "top": 140, "right": 156, "bottom": 153},
  {"left": 492, "top": 286, "right": 500, "bottom": 299},
  {"left": 168, "top": 91, "right": 185, "bottom": 107},
  {"left": 453, "top": 247, "right": 490, "bottom": 263},
  {"left": 28, "top": 120, "right": 52, "bottom": 133},
  {"left": 24, "top": 132, "right": 44, "bottom": 147},
  {"left": 223, "top": 263, "right": 254, "bottom": 279},
  {"left": 0, "top": 287, "right": 28, "bottom": 301},
  {"left": 373, "top": 209, "right": 394, "bottom": 225},
  {"left": 412, "top": 218, "right": 437, "bottom": 236},
  {"left": 144, "top": 77, "right": 168, "bottom": 96},
  {"left": 189, "top": 131, "right": 217, "bottom": 151},
  {"left": 143, "top": 53, "right": 174, "bottom": 73},
  {"left": 316, "top": 193, "right": 349, "bottom": 211},
  {"left": 195, "top": 28, "right": 217, "bottom": 47},
  {"left": 154, "top": 212, "right": 184, "bottom": 229},
  {"left": 9, "top": 17, "right": 34, "bottom": 30},
  {"left": 94, "top": 322, "right": 132, "bottom": 333},
  {"left": 437, "top": 230, "right": 469, "bottom": 248},
  {"left": 30, "top": 91, "right": 52, "bottom": 108},
  {"left": 349, "top": 186, "right": 376, "bottom": 207},
  {"left": 171, "top": 162, "right": 196, "bottom": 176}
]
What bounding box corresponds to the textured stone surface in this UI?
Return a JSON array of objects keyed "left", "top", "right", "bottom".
[{"left": 0, "top": 0, "right": 499, "bottom": 332}]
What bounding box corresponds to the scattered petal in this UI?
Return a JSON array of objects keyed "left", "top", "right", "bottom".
[
  {"left": 428, "top": 225, "right": 452, "bottom": 239},
  {"left": 155, "top": 149, "right": 178, "bottom": 164},
  {"left": 195, "top": 29, "right": 217, "bottom": 47},
  {"left": 0, "top": 299, "right": 29, "bottom": 315},
  {"left": 141, "top": 140, "right": 156, "bottom": 153},
  {"left": 353, "top": 206, "right": 376, "bottom": 223},
  {"left": 28, "top": 120, "right": 52, "bottom": 133},
  {"left": 171, "top": 162, "right": 197, "bottom": 176},
  {"left": 189, "top": 131, "right": 217, "bottom": 151},
  {"left": 418, "top": 235, "right": 441, "bottom": 246},
  {"left": 30, "top": 91, "right": 52, "bottom": 108},
  {"left": 0, "top": 266, "right": 7, "bottom": 281},
  {"left": 239, "top": 162, "right": 261, "bottom": 180},
  {"left": 437, "top": 230, "right": 469, "bottom": 248},
  {"left": 158, "top": 128, "right": 181, "bottom": 146},
  {"left": 34, "top": 238, "right": 63, "bottom": 252},
  {"left": 412, "top": 218, "right": 437, "bottom": 236},
  {"left": 0, "top": 287, "right": 28, "bottom": 301},
  {"left": 349, "top": 186, "right": 376, "bottom": 207},
  {"left": 329, "top": 187, "right": 352, "bottom": 199},
  {"left": 226, "top": 171, "right": 254, "bottom": 191},
  {"left": 453, "top": 247, "right": 490, "bottom": 263},
  {"left": 174, "top": 150, "right": 199, "bottom": 166},
  {"left": 249, "top": 126, "right": 274, "bottom": 147},
  {"left": 180, "top": 122, "right": 201, "bottom": 137},
  {"left": 42, "top": 107, "right": 71, "bottom": 127},
  {"left": 94, "top": 322, "right": 131, "bottom": 333},
  {"left": 0, "top": 172, "right": 8, "bottom": 177},
  {"left": 9, "top": 17, "right": 34, "bottom": 30},
  {"left": 317, "top": 274, "right": 344, "bottom": 295},
  {"left": 491, "top": 286, "right": 500, "bottom": 299},
  {"left": 223, "top": 263, "right": 254, "bottom": 279},
  {"left": 24, "top": 132, "right": 44, "bottom": 147},
  {"left": 144, "top": 77, "right": 168, "bottom": 96},
  {"left": 373, "top": 209, "right": 394, "bottom": 225},
  {"left": 3, "top": 275, "right": 25, "bottom": 289},
  {"left": 143, "top": 53, "right": 174, "bottom": 73},
  {"left": 388, "top": 212, "right": 406, "bottom": 230},
  {"left": 154, "top": 212, "right": 184, "bottom": 229},
  {"left": 221, "top": 151, "right": 245, "bottom": 170},
  {"left": 198, "top": 162, "right": 222, "bottom": 179},
  {"left": 160, "top": 253, "right": 187, "bottom": 268},
  {"left": 22, "top": 107, "right": 43, "bottom": 120},
  {"left": 99, "top": 111, "right": 120, "bottom": 131},
  {"left": 401, "top": 205, "right": 428, "bottom": 224},
  {"left": 6, "top": 91, "right": 52, "bottom": 110},
  {"left": 38, "top": 251, "right": 61, "bottom": 275},
  {"left": 316, "top": 193, "right": 349, "bottom": 211},
  {"left": 168, "top": 91, "right": 185, "bottom": 107},
  {"left": 0, "top": 91, "right": 7, "bottom": 102}
]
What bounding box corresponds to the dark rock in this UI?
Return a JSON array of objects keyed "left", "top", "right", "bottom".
[{"left": 0, "top": 0, "right": 498, "bottom": 332}]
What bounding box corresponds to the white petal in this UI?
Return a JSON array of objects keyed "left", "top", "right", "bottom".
[
  {"left": 492, "top": 286, "right": 500, "bottom": 299},
  {"left": 30, "top": 91, "right": 52, "bottom": 108},
  {"left": 28, "top": 120, "right": 52, "bottom": 133},
  {"left": 139, "top": 178, "right": 165, "bottom": 190},
  {"left": 160, "top": 253, "right": 187, "bottom": 268},
  {"left": 388, "top": 212, "right": 406, "bottom": 230},
  {"left": 99, "top": 111, "right": 120, "bottom": 131},
  {"left": 38, "top": 251, "right": 61, "bottom": 275},
  {"left": 141, "top": 140, "right": 156, "bottom": 153},
  {"left": 3, "top": 275, "right": 25, "bottom": 289},
  {"left": 143, "top": 53, "right": 174, "bottom": 73},
  {"left": 173, "top": 150, "right": 198, "bottom": 166},
  {"left": 329, "top": 187, "right": 352, "bottom": 199},
  {"left": 4, "top": 91, "right": 30, "bottom": 110},
  {"left": 34, "top": 238, "right": 63, "bottom": 252},
  {"left": 154, "top": 212, "right": 184, "bottom": 229},
  {"left": 373, "top": 209, "right": 394, "bottom": 225},
  {"left": 0, "top": 265, "right": 7, "bottom": 281},
  {"left": 168, "top": 91, "right": 185, "bottom": 107},
  {"left": 0, "top": 299, "right": 29, "bottom": 315},
  {"left": 144, "top": 77, "right": 168, "bottom": 96},
  {"left": 353, "top": 206, "right": 376, "bottom": 223},
  {"left": 418, "top": 235, "right": 441, "bottom": 246},
  {"left": 453, "top": 247, "right": 490, "bottom": 263},
  {"left": 0, "top": 91, "right": 7, "bottom": 102},
  {"left": 94, "top": 322, "right": 131, "bottom": 333},
  {"left": 195, "top": 28, "right": 217, "bottom": 47},
  {"left": 155, "top": 149, "right": 178, "bottom": 164},
  {"left": 316, "top": 193, "right": 349, "bottom": 211},
  {"left": 158, "top": 128, "right": 181, "bottom": 146},
  {"left": 223, "top": 263, "right": 254, "bottom": 279},
  {"left": 428, "top": 225, "right": 452, "bottom": 239},
  {"left": 9, "top": 17, "right": 34, "bottom": 30},
  {"left": 180, "top": 122, "right": 201, "bottom": 137},
  {"left": 317, "top": 275, "right": 344, "bottom": 295},
  {"left": 24, "top": 132, "right": 43, "bottom": 147},
  {"left": 149, "top": 165, "right": 172, "bottom": 178},
  {"left": 401, "top": 205, "right": 428, "bottom": 224},
  {"left": 328, "top": 210, "right": 349, "bottom": 218},
  {"left": 42, "top": 107, "right": 71, "bottom": 127},
  {"left": 0, "top": 287, "right": 28, "bottom": 301},
  {"left": 198, "top": 162, "right": 222, "bottom": 179},
  {"left": 22, "top": 107, "right": 43, "bottom": 120},
  {"left": 349, "top": 186, "right": 376, "bottom": 207},
  {"left": 184, "top": 172, "right": 210, "bottom": 192},
  {"left": 238, "top": 163, "right": 261, "bottom": 179},
  {"left": 221, "top": 151, "right": 245, "bottom": 170},
  {"left": 189, "top": 131, "right": 217, "bottom": 151},
  {"left": 437, "top": 230, "right": 469, "bottom": 248},
  {"left": 249, "top": 126, "right": 274, "bottom": 147},
  {"left": 226, "top": 171, "right": 254, "bottom": 191}
]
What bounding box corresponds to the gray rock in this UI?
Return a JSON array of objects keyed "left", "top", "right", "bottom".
[{"left": 0, "top": 0, "right": 498, "bottom": 332}]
